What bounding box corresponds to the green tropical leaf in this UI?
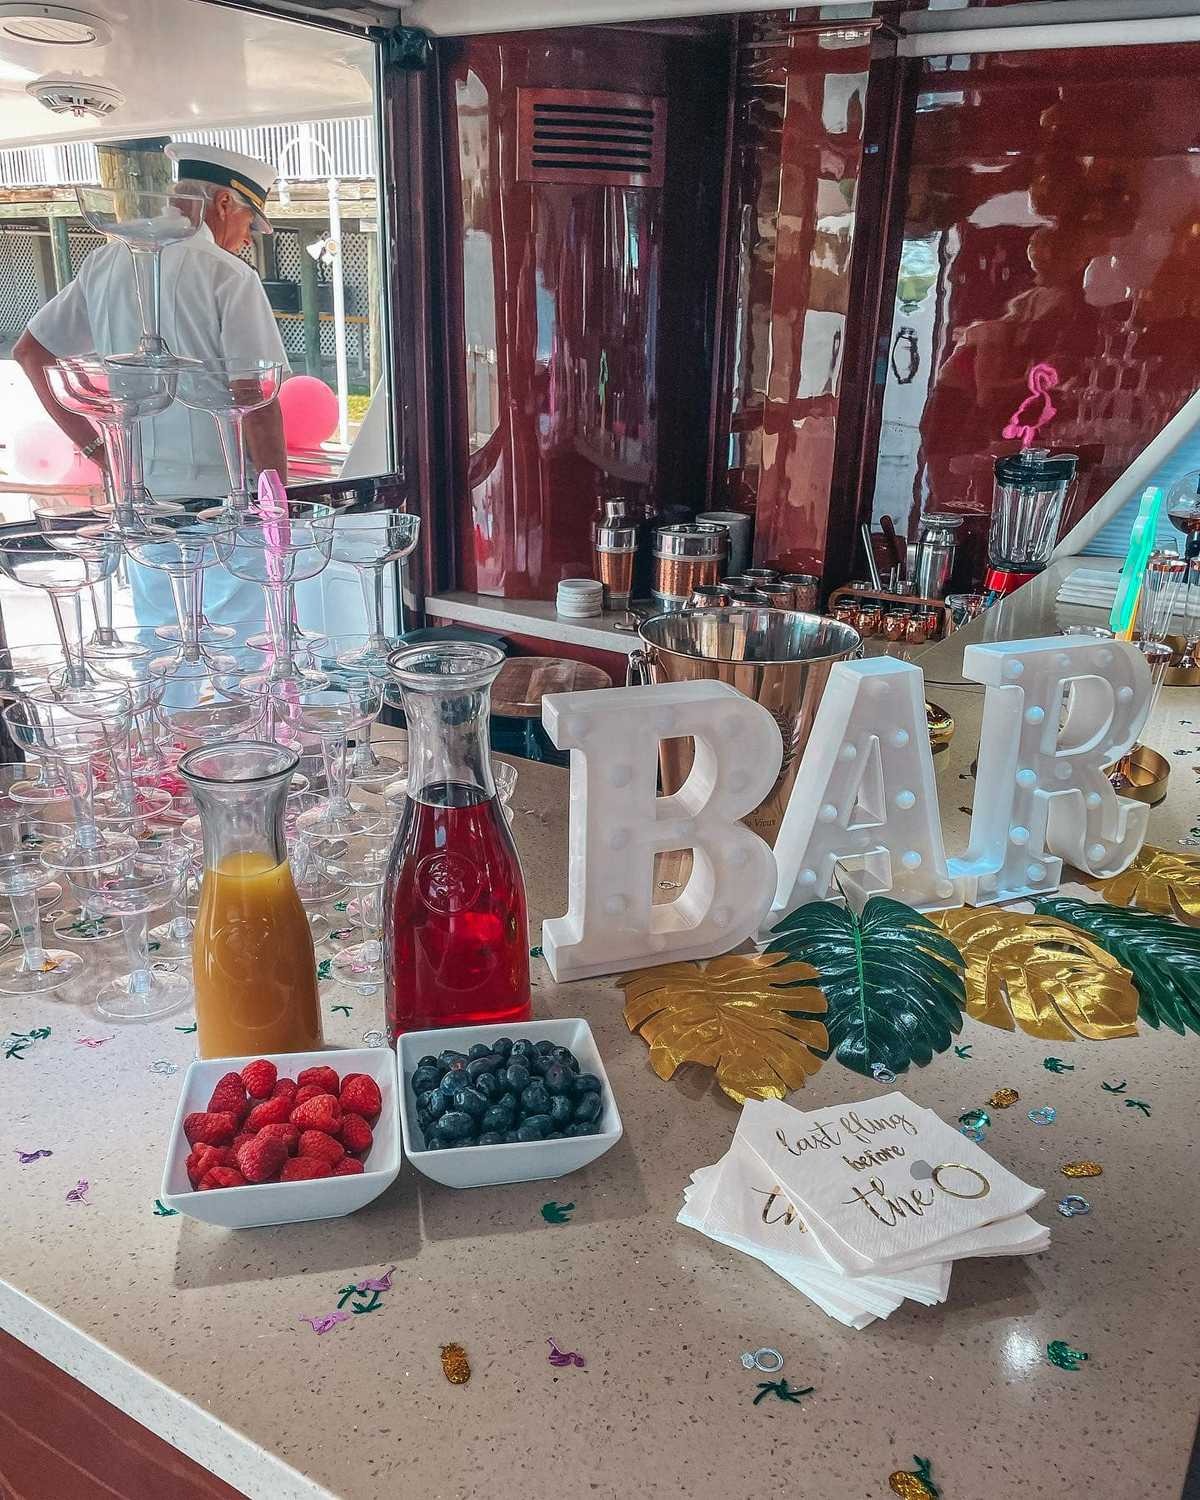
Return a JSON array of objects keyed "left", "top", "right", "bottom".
[
  {"left": 1034, "top": 897, "right": 1200, "bottom": 1037},
  {"left": 766, "top": 896, "right": 966, "bottom": 1077}
]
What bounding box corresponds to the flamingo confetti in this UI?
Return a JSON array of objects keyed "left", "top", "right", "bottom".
[{"left": 547, "top": 1337, "right": 586, "bottom": 1369}]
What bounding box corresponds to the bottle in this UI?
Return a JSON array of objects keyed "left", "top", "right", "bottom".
[
  {"left": 383, "top": 641, "right": 531, "bottom": 1039},
  {"left": 178, "top": 740, "right": 321, "bottom": 1060}
]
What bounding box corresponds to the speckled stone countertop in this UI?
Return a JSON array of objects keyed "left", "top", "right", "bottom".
[{"left": 4, "top": 588, "right": 1200, "bottom": 1499}]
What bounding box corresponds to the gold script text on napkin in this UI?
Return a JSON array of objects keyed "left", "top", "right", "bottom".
[
  {"left": 775, "top": 1110, "right": 919, "bottom": 1155},
  {"left": 842, "top": 1166, "right": 990, "bottom": 1228},
  {"left": 751, "top": 1184, "right": 806, "bottom": 1229}
]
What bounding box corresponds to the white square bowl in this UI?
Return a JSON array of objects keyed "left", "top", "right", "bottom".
[
  {"left": 397, "top": 1017, "right": 622, "bottom": 1189},
  {"left": 159, "top": 1048, "right": 401, "bottom": 1229}
]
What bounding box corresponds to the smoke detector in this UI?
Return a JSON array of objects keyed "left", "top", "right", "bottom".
[
  {"left": 27, "top": 77, "right": 124, "bottom": 118},
  {"left": 0, "top": 5, "right": 111, "bottom": 47}
]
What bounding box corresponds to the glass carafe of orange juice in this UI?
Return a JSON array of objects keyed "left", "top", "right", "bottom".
[{"left": 178, "top": 740, "right": 321, "bottom": 1059}]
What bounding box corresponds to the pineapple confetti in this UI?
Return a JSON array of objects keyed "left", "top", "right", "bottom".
[
  {"left": 1061, "top": 1160, "right": 1103, "bottom": 1178},
  {"left": 889, "top": 1456, "right": 940, "bottom": 1499},
  {"left": 441, "top": 1343, "right": 471, "bottom": 1384},
  {"left": 987, "top": 1087, "right": 1019, "bottom": 1109}
]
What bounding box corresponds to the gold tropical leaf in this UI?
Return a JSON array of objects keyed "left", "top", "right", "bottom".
[
  {"left": 1090, "top": 846, "right": 1200, "bottom": 926},
  {"left": 619, "top": 953, "right": 828, "bottom": 1104},
  {"left": 932, "top": 906, "right": 1139, "bottom": 1042}
]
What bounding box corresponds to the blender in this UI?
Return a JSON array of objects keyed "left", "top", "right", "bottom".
[{"left": 985, "top": 448, "right": 1078, "bottom": 595}]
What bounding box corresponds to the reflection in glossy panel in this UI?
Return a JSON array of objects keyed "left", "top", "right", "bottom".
[{"left": 873, "top": 44, "right": 1200, "bottom": 587}]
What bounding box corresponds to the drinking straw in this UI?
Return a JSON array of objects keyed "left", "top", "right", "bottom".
[{"left": 1110, "top": 485, "right": 1164, "bottom": 640}]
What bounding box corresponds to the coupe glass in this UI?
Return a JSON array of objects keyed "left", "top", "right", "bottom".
[
  {"left": 47, "top": 682, "right": 175, "bottom": 835},
  {"left": 1166, "top": 470, "right": 1200, "bottom": 561},
  {"left": 75, "top": 186, "right": 208, "bottom": 358},
  {"left": 123, "top": 514, "right": 238, "bottom": 671},
  {"left": 306, "top": 634, "right": 404, "bottom": 786},
  {"left": 320, "top": 831, "right": 393, "bottom": 983},
  {"left": 70, "top": 857, "right": 190, "bottom": 1021},
  {"left": 0, "top": 643, "right": 73, "bottom": 804},
  {"left": 0, "top": 847, "right": 79, "bottom": 994},
  {"left": 34, "top": 500, "right": 146, "bottom": 660},
  {"left": 47, "top": 356, "right": 182, "bottom": 529},
  {"left": 273, "top": 684, "right": 384, "bottom": 839},
  {"left": 329, "top": 512, "right": 421, "bottom": 670},
  {"left": 87, "top": 645, "right": 173, "bottom": 790},
  {"left": 214, "top": 501, "right": 335, "bottom": 694},
  {"left": 175, "top": 358, "right": 284, "bottom": 516},
  {"left": 146, "top": 833, "right": 197, "bottom": 961},
  {"left": 0, "top": 526, "right": 120, "bottom": 695},
  {"left": 153, "top": 655, "right": 267, "bottom": 753}
]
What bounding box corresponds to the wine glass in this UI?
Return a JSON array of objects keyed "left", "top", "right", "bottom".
[
  {"left": 70, "top": 857, "right": 191, "bottom": 1021},
  {"left": 213, "top": 501, "right": 335, "bottom": 695},
  {"left": 0, "top": 846, "right": 80, "bottom": 994},
  {"left": 329, "top": 512, "right": 422, "bottom": 671},
  {"left": 123, "top": 514, "right": 238, "bottom": 671},
  {"left": 319, "top": 831, "right": 393, "bottom": 984},
  {"left": 274, "top": 684, "right": 385, "bottom": 839},
  {"left": 174, "top": 358, "right": 284, "bottom": 516},
  {"left": 0, "top": 527, "right": 120, "bottom": 696},
  {"left": 75, "top": 186, "right": 208, "bottom": 358}
]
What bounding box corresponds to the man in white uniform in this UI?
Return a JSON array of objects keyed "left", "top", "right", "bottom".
[{"left": 14, "top": 143, "right": 289, "bottom": 628}]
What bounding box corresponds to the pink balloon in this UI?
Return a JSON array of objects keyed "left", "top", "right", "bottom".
[
  {"left": 278, "top": 375, "right": 339, "bottom": 450},
  {"left": 8, "top": 418, "right": 101, "bottom": 487}
]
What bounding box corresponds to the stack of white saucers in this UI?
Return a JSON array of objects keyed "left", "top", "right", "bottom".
[{"left": 556, "top": 578, "right": 604, "bottom": 618}]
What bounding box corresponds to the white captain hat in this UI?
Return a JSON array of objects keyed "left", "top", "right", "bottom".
[{"left": 165, "top": 143, "right": 276, "bottom": 234}]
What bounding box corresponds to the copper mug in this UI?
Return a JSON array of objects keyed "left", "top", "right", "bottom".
[{"left": 626, "top": 607, "right": 861, "bottom": 848}]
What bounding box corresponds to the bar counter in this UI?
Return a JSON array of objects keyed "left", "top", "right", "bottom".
[{"left": 3, "top": 561, "right": 1200, "bottom": 1499}]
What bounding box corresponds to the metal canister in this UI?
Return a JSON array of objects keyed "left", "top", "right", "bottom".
[
  {"left": 594, "top": 521, "right": 638, "bottom": 610},
  {"left": 781, "top": 573, "right": 819, "bottom": 612},
  {"left": 693, "top": 520, "right": 730, "bottom": 574},
  {"left": 687, "top": 583, "right": 734, "bottom": 609},
  {"left": 652, "top": 525, "right": 723, "bottom": 611},
  {"left": 911, "top": 513, "right": 962, "bottom": 600}
]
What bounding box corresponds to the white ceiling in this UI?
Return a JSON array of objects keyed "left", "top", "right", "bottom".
[{"left": 0, "top": 0, "right": 374, "bottom": 150}]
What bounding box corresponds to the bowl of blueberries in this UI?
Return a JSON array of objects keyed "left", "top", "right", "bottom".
[{"left": 397, "top": 1018, "right": 622, "bottom": 1188}]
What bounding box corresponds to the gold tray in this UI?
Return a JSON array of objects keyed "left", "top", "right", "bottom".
[
  {"left": 1162, "top": 635, "right": 1200, "bottom": 686},
  {"left": 1103, "top": 743, "right": 1170, "bottom": 805},
  {"left": 926, "top": 700, "right": 955, "bottom": 753}
]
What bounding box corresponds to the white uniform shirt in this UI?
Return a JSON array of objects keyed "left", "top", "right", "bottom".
[{"left": 29, "top": 225, "right": 288, "bottom": 500}]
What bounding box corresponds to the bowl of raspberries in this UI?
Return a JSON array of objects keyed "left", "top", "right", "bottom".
[{"left": 159, "top": 1049, "right": 400, "bottom": 1228}]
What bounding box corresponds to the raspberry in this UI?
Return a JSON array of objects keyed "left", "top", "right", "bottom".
[
  {"left": 183, "top": 1110, "right": 238, "bottom": 1147},
  {"left": 293, "top": 1082, "right": 331, "bottom": 1107},
  {"left": 298, "top": 1129, "right": 344, "bottom": 1166},
  {"left": 240, "top": 1059, "right": 277, "bottom": 1099},
  {"left": 290, "top": 1095, "right": 341, "bottom": 1133},
  {"left": 280, "top": 1155, "right": 333, "bottom": 1182},
  {"left": 332, "top": 1158, "right": 364, "bottom": 1176},
  {"left": 235, "top": 1133, "right": 288, "bottom": 1184},
  {"left": 297, "top": 1064, "right": 340, "bottom": 1094},
  {"left": 231, "top": 1131, "right": 254, "bottom": 1155},
  {"left": 207, "top": 1071, "right": 249, "bottom": 1118},
  {"left": 199, "top": 1166, "right": 247, "bottom": 1190},
  {"left": 245, "top": 1095, "right": 293, "bottom": 1132},
  {"left": 340, "top": 1113, "right": 373, "bottom": 1156},
  {"left": 257, "top": 1122, "right": 299, "bottom": 1155},
  {"left": 271, "top": 1077, "right": 298, "bottom": 1105},
  {"left": 339, "top": 1074, "right": 382, "bottom": 1123}
]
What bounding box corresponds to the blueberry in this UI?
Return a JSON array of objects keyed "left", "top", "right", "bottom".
[
  {"left": 516, "top": 1115, "right": 551, "bottom": 1141},
  {"left": 521, "top": 1079, "right": 551, "bottom": 1116},
  {"left": 437, "top": 1049, "right": 467, "bottom": 1070},
  {"left": 424, "top": 1136, "right": 448, "bottom": 1150},
  {"left": 502, "top": 1130, "right": 520, "bottom": 1143},
  {"left": 547, "top": 1131, "right": 565, "bottom": 1140},
  {"left": 549, "top": 1047, "right": 580, "bottom": 1073},
  {"left": 548, "top": 1094, "right": 573, "bottom": 1127},
  {"left": 535, "top": 1039, "right": 556, "bottom": 1056},
  {"left": 411, "top": 1065, "right": 440, "bottom": 1094},
  {"left": 416, "top": 1087, "right": 442, "bottom": 1117},
  {"left": 505, "top": 1061, "right": 531, "bottom": 1091},
  {"left": 474, "top": 1071, "right": 501, "bottom": 1101},
  {"left": 481, "top": 1101, "right": 514, "bottom": 1133},
  {"left": 509, "top": 1039, "right": 536, "bottom": 1061},
  {"left": 416, "top": 1110, "right": 431, "bottom": 1131},
  {"left": 477, "top": 1131, "right": 504, "bottom": 1146},
  {"left": 438, "top": 1110, "right": 475, "bottom": 1140},
  {"left": 496, "top": 1090, "right": 519, "bottom": 1114},
  {"left": 467, "top": 1042, "right": 492, "bottom": 1059},
  {"left": 574, "top": 1093, "right": 602, "bottom": 1123},
  {"left": 467, "top": 1054, "right": 500, "bottom": 1080},
  {"left": 445, "top": 1057, "right": 471, "bottom": 1077},
  {"left": 417, "top": 1054, "right": 439, "bottom": 1070},
  {"left": 544, "top": 1062, "right": 572, "bottom": 1096},
  {"left": 451, "top": 1086, "right": 489, "bottom": 1118},
  {"left": 565, "top": 1121, "right": 597, "bottom": 1138},
  {"left": 492, "top": 1036, "right": 514, "bottom": 1056},
  {"left": 574, "top": 1072, "right": 602, "bottom": 1095}
]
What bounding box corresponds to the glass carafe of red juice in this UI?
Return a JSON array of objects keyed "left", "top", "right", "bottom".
[{"left": 383, "top": 641, "right": 531, "bottom": 1040}]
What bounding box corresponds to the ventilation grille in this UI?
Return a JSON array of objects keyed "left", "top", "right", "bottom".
[
  {"left": 517, "top": 88, "right": 666, "bottom": 189},
  {"left": 27, "top": 78, "right": 123, "bottom": 119}
]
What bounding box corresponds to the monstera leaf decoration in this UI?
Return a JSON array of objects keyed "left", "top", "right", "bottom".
[
  {"left": 766, "top": 896, "right": 966, "bottom": 1078},
  {"left": 620, "top": 953, "right": 828, "bottom": 1105},
  {"left": 1034, "top": 897, "right": 1200, "bottom": 1037},
  {"left": 1091, "top": 846, "right": 1200, "bottom": 926},
  {"left": 932, "top": 906, "right": 1138, "bottom": 1041}
]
